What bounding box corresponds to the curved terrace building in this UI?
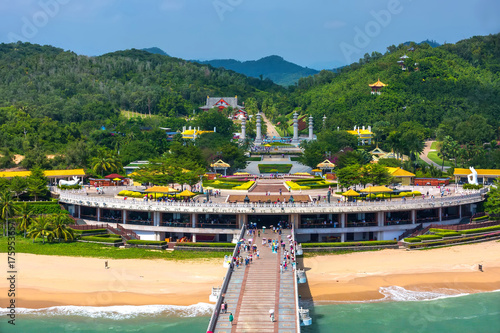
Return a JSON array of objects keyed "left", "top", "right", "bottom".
[{"left": 58, "top": 187, "right": 487, "bottom": 243}]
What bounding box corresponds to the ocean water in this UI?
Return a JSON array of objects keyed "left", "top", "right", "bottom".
[{"left": 1, "top": 289, "right": 499, "bottom": 332}]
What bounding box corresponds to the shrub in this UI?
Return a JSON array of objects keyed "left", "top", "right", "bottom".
[
  {"left": 301, "top": 240, "right": 397, "bottom": 247},
  {"left": 81, "top": 236, "right": 123, "bottom": 243},
  {"left": 233, "top": 181, "right": 255, "bottom": 190},
  {"left": 258, "top": 164, "right": 292, "bottom": 173},
  {"left": 127, "top": 240, "right": 168, "bottom": 245},
  {"left": 472, "top": 215, "right": 489, "bottom": 221},
  {"left": 404, "top": 237, "right": 422, "bottom": 243},
  {"left": 417, "top": 235, "right": 443, "bottom": 241},
  {"left": 58, "top": 184, "right": 82, "bottom": 190},
  {"left": 463, "top": 184, "right": 483, "bottom": 190},
  {"left": 436, "top": 232, "right": 461, "bottom": 238},
  {"left": 14, "top": 202, "right": 63, "bottom": 214},
  {"left": 177, "top": 242, "right": 234, "bottom": 248},
  {"left": 461, "top": 225, "right": 500, "bottom": 234}
]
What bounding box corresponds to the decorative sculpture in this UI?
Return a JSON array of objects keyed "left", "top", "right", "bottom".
[
  {"left": 467, "top": 167, "right": 478, "bottom": 185},
  {"left": 59, "top": 176, "right": 82, "bottom": 187}
]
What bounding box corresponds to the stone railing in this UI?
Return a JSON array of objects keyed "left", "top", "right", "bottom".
[{"left": 58, "top": 188, "right": 487, "bottom": 215}]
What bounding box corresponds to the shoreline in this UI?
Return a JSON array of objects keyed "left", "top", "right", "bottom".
[{"left": 1, "top": 241, "right": 500, "bottom": 309}]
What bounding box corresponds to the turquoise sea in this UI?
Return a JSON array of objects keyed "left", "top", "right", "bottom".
[{"left": 1, "top": 290, "right": 499, "bottom": 332}]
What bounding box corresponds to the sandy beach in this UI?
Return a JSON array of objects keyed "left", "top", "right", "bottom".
[
  {"left": 1, "top": 241, "right": 499, "bottom": 309},
  {"left": 300, "top": 240, "right": 500, "bottom": 302}
]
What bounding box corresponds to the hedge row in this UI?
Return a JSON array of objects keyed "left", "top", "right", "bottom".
[
  {"left": 436, "top": 232, "right": 461, "bottom": 238},
  {"left": 233, "top": 181, "right": 255, "bottom": 190},
  {"left": 58, "top": 184, "right": 82, "bottom": 190},
  {"left": 461, "top": 225, "right": 500, "bottom": 234},
  {"left": 285, "top": 181, "right": 308, "bottom": 190},
  {"left": 404, "top": 237, "right": 421, "bottom": 243},
  {"left": 126, "top": 240, "right": 168, "bottom": 245},
  {"left": 71, "top": 228, "right": 107, "bottom": 235},
  {"left": 417, "top": 235, "right": 443, "bottom": 241},
  {"left": 472, "top": 215, "right": 489, "bottom": 221},
  {"left": 302, "top": 240, "right": 397, "bottom": 248},
  {"left": 178, "top": 242, "right": 234, "bottom": 248},
  {"left": 14, "top": 202, "right": 64, "bottom": 214},
  {"left": 81, "top": 236, "right": 123, "bottom": 243},
  {"left": 462, "top": 184, "right": 483, "bottom": 190},
  {"left": 407, "top": 232, "right": 500, "bottom": 249},
  {"left": 258, "top": 164, "right": 292, "bottom": 173}
]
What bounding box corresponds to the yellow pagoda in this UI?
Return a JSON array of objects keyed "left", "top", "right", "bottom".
[{"left": 369, "top": 79, "right": 387, "bottom": 95}]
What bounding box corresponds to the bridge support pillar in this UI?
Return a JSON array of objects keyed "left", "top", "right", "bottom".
[{"left": 411, "top": 210, "right": 416, "bottom": 224}]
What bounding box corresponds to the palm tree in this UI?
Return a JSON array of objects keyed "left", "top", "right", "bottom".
[
  {"left": 50, "top": 213, "right": 74, "bottom": 242},
  {"left": 91, "top": 150, "right": 122, "bottom": 177},
  {"left": 0, "top": 190, "right": 16, "bottom": 237},
  {"left": 28, "top": 216, "right": 54, "bottom": 244},
  {"left": 16, "top": 202, "right": 35, "bottom": 238}
]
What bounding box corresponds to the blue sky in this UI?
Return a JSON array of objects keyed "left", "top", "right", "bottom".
[{"left": 1, "top": 0, "right": 499, "bottom": 69}]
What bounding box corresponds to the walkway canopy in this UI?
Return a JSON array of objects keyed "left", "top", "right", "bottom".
[
  {"left": 360, "top": 186, "right": 393, "bottom": 193},
  {"left": 342, "top": 189, "right": 360, "bottom": 197},
  {"left": 145, "top": 186, "right": 178, "bottom": 193}
]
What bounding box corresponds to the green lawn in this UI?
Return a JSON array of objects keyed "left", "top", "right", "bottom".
[
  {"left": 258, "top": 164, "right": 293, "bottom": 173},
  {"left": 290, "top": 157, "right": 301, "bottom": 162},
  {"left": 427, "top": 151, "right": 453, "bottom": 167},
  {"left": 430, "top": 141, "right": 440, "bottom": 150},
  {"left": 0, "top": 235, "right": 230, "bottom": 261},
  {"left": 246, "top": 157, "right": 262, "bottom": 161}
]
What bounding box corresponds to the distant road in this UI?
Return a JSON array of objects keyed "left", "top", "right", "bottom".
[{"left": 261, "top": 113, "right": 280, "bottom": 138}]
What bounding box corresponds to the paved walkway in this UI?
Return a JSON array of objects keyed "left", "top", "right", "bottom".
[
  {"left": 261, "top": 113, "right": 281, "bottom": 139},
  {"left": 420, "top": 140, "right": 450, "bottom": 170},
  {"left": 214, "top": 229, "right": 298, "bottom": 333}
]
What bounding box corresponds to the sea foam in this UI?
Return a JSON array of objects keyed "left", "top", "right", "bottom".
[
  {"left": 379, "top": 286, "right": 469, "bottom": 302},
  {"left": 0, "top": 303, "right": 214, "bottom": 320}
]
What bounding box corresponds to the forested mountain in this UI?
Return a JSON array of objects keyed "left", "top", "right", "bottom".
[
  {"left": 141, "top": 47, "right": 170, "bottom": 56},
  {"left": 291, "top": 34, "right": 500, "bottom": 143},
  {"left": 196, "top": 55, "right": 319, "bottom": 86},
  {"left": 0, "top": 43, "right": 281, "bottom": 123}
]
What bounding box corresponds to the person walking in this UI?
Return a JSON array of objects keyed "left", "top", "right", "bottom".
[{"left": 229, "top": 312, "right": 234, "bottom": 326}]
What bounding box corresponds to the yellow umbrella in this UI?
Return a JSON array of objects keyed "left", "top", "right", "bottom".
[
  {"left": 178, "top": 189, "right": 195, "bottom": 197},
  {"left": 264, "top": 144, "right": 272, "bottom": 147},
  {"left": 112, "top": 178, "right": 122, "bottom": 181},
  {"left": 360, "top": 186, "right": 393, "bottom": 193},
  {"left": 342, "top": 189, "right": 360, "bottom": 196},
  {"left": 204, "top": 186, "right": 215, "bottom": 190}
]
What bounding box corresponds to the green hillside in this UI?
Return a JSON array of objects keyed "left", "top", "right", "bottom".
[
  {"left": 0, "top": 42, "right": 281, "bottom": 123},
  {"left": 291, "top": 34, "right": 500, "bottom": 138}
]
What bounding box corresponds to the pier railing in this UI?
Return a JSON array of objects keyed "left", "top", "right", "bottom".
[
  {"left": 291, "top": 225, "right": 302, "bottom": 331},
  {"left": 206, "top": 224, "right": 246, "bottom": 332}
]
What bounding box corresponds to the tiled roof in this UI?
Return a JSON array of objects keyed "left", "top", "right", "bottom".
[
  {"left": 386, "top": 167, "right": 415, "bottom": 177},
  {"left": 0, "top": 169, "right": 86, "bottom": 178},
  {"left": 454, "top": 168, "right": 500, "bottom": 176}
]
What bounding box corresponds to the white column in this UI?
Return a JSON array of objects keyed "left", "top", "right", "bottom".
[
  {"left": 341, "top": 233, "right": 345, "bottom": 242},
  {"left": 97, "top": 207, "right": 100, "bottom": 222},
  {"left": 411, "top": 210, "right": 416, "bottom": 224},
  {"left": 192, "top": 234, "right": 197, "bottom": 243},
  {"left": 340, "top": 213, "right": 346, "bottom": 228},
  {"left": 439, "top": 207, "right": 442, "bottom": 222},
  {"left": 154, "top": 212, "right": 160, "bottom": 227},
  {"left": 292, "top": 112, "right": 299, "bottom": 144},
  {"left": 377, "top": 212, "right": 385, "bottom": 227},
  {"left": 255, "top": 112, "right": 263, "bottom": 144},
  {"left": 123, "top": 210, "right": 127, "bottom": 224},
  {"left": 240, "top": 118, "right": 246, "bottom": 141},
  {"left": 192, "top": 213, "right": 197, "bottom": 228},
  {"left": 78, "top": 205, "right": 81, "bottom": 219},
  {"left": 308, "top": 116, "right": 314, "bottom": 140}
]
